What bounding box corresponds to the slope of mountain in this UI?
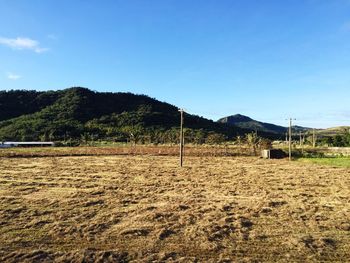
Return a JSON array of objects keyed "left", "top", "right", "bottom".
[
  {"left": 315, "top": 126, "right": 350, "bottom": 137},
  {"left": 218, "top": 114, "right": 310, "bottom": 135},
  {"left": 0, "top": 87, "right": 253, "bottom": 142}
]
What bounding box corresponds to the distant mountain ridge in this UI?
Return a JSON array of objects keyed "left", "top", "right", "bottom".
[
  {"left": 218, "top": 114, "right": 311, "bottom": 135},
  {"left": 1, "top": 88, "right": 319, "bottom": 143}
]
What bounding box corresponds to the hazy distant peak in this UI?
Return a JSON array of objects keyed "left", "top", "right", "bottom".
[{"left": 218, "top": 113, "right": 310, "bottom": 135}]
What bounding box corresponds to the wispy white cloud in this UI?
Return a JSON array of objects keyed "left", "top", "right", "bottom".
[
  {"left": 7, "top": 72, "right": 21, "bottom": 80},
  {"left": 0, "top": 37, "right": 48, "bottom": 53}
]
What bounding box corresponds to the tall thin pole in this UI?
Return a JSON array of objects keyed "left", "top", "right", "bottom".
[
  {"left": 312, "top": 129, "right": 316, "bottom": 148},
  {"left": 289, "top": 118, "right": 292, "bottom": 161},
  {"left": 299, "top": 131, "right": 302, "bottom": 147},
  {"left": 286, "top": 118, "right": 296, "bottom": 161},
  {"left": 179, "top": 109, "right": 184, "bottom": 167},
  {"left": 301, "top": 132, "right": 305, "bottom": 154}
]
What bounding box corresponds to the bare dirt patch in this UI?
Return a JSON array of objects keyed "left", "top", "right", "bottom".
[{"left": 0, "top": 155, "right": 349, "bottom": 262}]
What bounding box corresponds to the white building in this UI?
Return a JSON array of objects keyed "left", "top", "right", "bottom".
[{"left": 0, "top": 142, "right": 55, "bottom": 148}]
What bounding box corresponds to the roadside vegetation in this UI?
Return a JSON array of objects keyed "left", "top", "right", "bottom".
[{"left": 318, "top": 131, "right": 350, "bottom": 147}]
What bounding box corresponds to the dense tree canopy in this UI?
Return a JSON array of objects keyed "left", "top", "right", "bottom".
[{"left": 0, "top": 87, "right": 258, "bottom": 143}]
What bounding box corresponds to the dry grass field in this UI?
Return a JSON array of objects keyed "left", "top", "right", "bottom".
[
  {"left": 0, "top": 153, "right": 349, "bottom": 262},
  {"left": 0, "top": 145, "right": 253, "bottom": 158}
]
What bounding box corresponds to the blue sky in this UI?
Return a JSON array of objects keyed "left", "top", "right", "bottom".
[{"left": 1, "top": 0, "right": 350, "bottom": 128}]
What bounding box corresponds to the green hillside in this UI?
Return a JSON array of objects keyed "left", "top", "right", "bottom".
[
  {"left": 0, "top": 87, "right": 253, "bottom": 144},
  {"left": 315, "top": 126, "right": 350, "bottom": 137},
  {"left": 314, "top": 126, "right": 350, "bottom": 147}
]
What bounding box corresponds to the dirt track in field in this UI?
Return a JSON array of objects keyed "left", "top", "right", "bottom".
[{"left": 0, "top": 155, "right": 349, "bottom": 262}]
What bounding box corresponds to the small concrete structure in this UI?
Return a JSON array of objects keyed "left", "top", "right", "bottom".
[
  {"left": 261, "top": 149, "right": 287, "bottom": 159},
  {"left": 261, "top": 149, "right": 271, "bottom": 159},
  {"left": 0, "top": 142, "right": 55, "bottom": 148}
]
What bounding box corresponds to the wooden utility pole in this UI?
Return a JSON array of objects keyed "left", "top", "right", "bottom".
[
  {"left": 289, "top": 119, "right": 292, "bottom": 161},
  {"left": 288, "top": 118, "right": 296, "bottom": 161},
  {"left": 301, "top": 131, "right": 305, "bottom": 154},
  {"left": 179, "top": 109, "right": 184, "bottom": 167},
  {"left": 312, "top": 129, "right": 316, "bottom": 148},
  {"left": 299, "top": 131, "right": 302, "bottom": 147}
]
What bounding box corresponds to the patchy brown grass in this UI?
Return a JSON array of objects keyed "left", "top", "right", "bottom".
[
  {"left": 0, "top": 145, "right": 254, "bottom": 158},
  {"left": 0, "top": 154, "right": 349, "bottom": 262}
]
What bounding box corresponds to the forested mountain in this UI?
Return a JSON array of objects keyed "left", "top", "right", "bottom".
[
  {"left": 218, "top": 114, "right": 310, "bottom": 135},
  {"left": 0, "top": 87, "right": 260, "bottom": 143}
]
